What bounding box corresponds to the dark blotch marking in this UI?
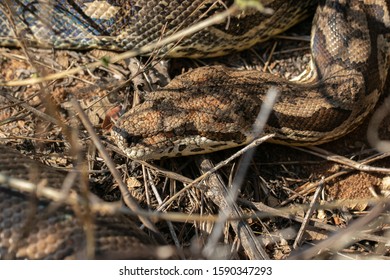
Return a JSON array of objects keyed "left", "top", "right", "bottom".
[
  {"left": 268, "top": 107, "right": 352, "bottom": 132},
  {"left": 190, "top": 148, "right": 205, "bottom": 153},
  {"left": 178, "top": 144, "right": 186, "bottom": 152},
  {"left": 202, "top": 131, "right": 247, "bottom": 145},
  {"left": 209, "top": 143, "right": 227, "bottom": 149},
  {"left": 169, "top": 122, "right": 247, "bottom": 145}
]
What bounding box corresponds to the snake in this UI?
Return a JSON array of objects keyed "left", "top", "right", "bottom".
[{"left": 0, "top": 0, "right": 389, "bottom": 258}]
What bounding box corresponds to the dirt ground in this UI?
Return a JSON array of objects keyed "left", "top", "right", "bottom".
[{"left": 1, "top": 16, "right": 390, "bottom": 259}]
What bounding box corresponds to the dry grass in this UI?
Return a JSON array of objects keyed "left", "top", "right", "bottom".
[{"left": 1, "top": 2, "right": 390, "bottom": 260}]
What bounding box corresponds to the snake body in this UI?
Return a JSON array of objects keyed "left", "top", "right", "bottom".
[
  {"left": 0, "top": 0, "right": 317, "bottom": 56},
  {"left": 111, "top": 0, "right": 390, "bottom": 160},
  {"left": 0, "top": 0, "right": 390, "bottom": 258},
  {"left": 0, "top": 147, "right": 161, "bottom": 259}
]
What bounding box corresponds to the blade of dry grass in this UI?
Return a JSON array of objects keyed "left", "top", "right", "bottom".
[{"left": 198, "top": 157, "right": 269, "bottom": 259}]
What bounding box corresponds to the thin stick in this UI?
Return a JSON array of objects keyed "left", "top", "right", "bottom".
[
  {"left": 156, "top": 133, "right": 275, "bottom": 212},
  {"left": 0, "top": 5, "right": 240, "bottom": 87},
  {"left": 202, "top": 87, "right": 279, "bottom": 258},
  {"left": 289, "top": 201, "right": 390, "bottom": 259},
  {"left": 293, "top": 177, "right": 324, "bottom": 249},
  {"left": 70, "top": 98, "right": 162, "bottom": 238}
]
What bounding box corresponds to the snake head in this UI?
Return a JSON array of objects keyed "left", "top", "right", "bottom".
[
  {"left": 111, "top": 103, "right": 249, "bottom": 161},
  {"left": 110, "top": 67, "right": 256, "bottom": 161}
]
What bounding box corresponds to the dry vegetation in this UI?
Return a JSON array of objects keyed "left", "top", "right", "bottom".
[{"left": 1, "top": 11, "right": 390, "bottom": 260}]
